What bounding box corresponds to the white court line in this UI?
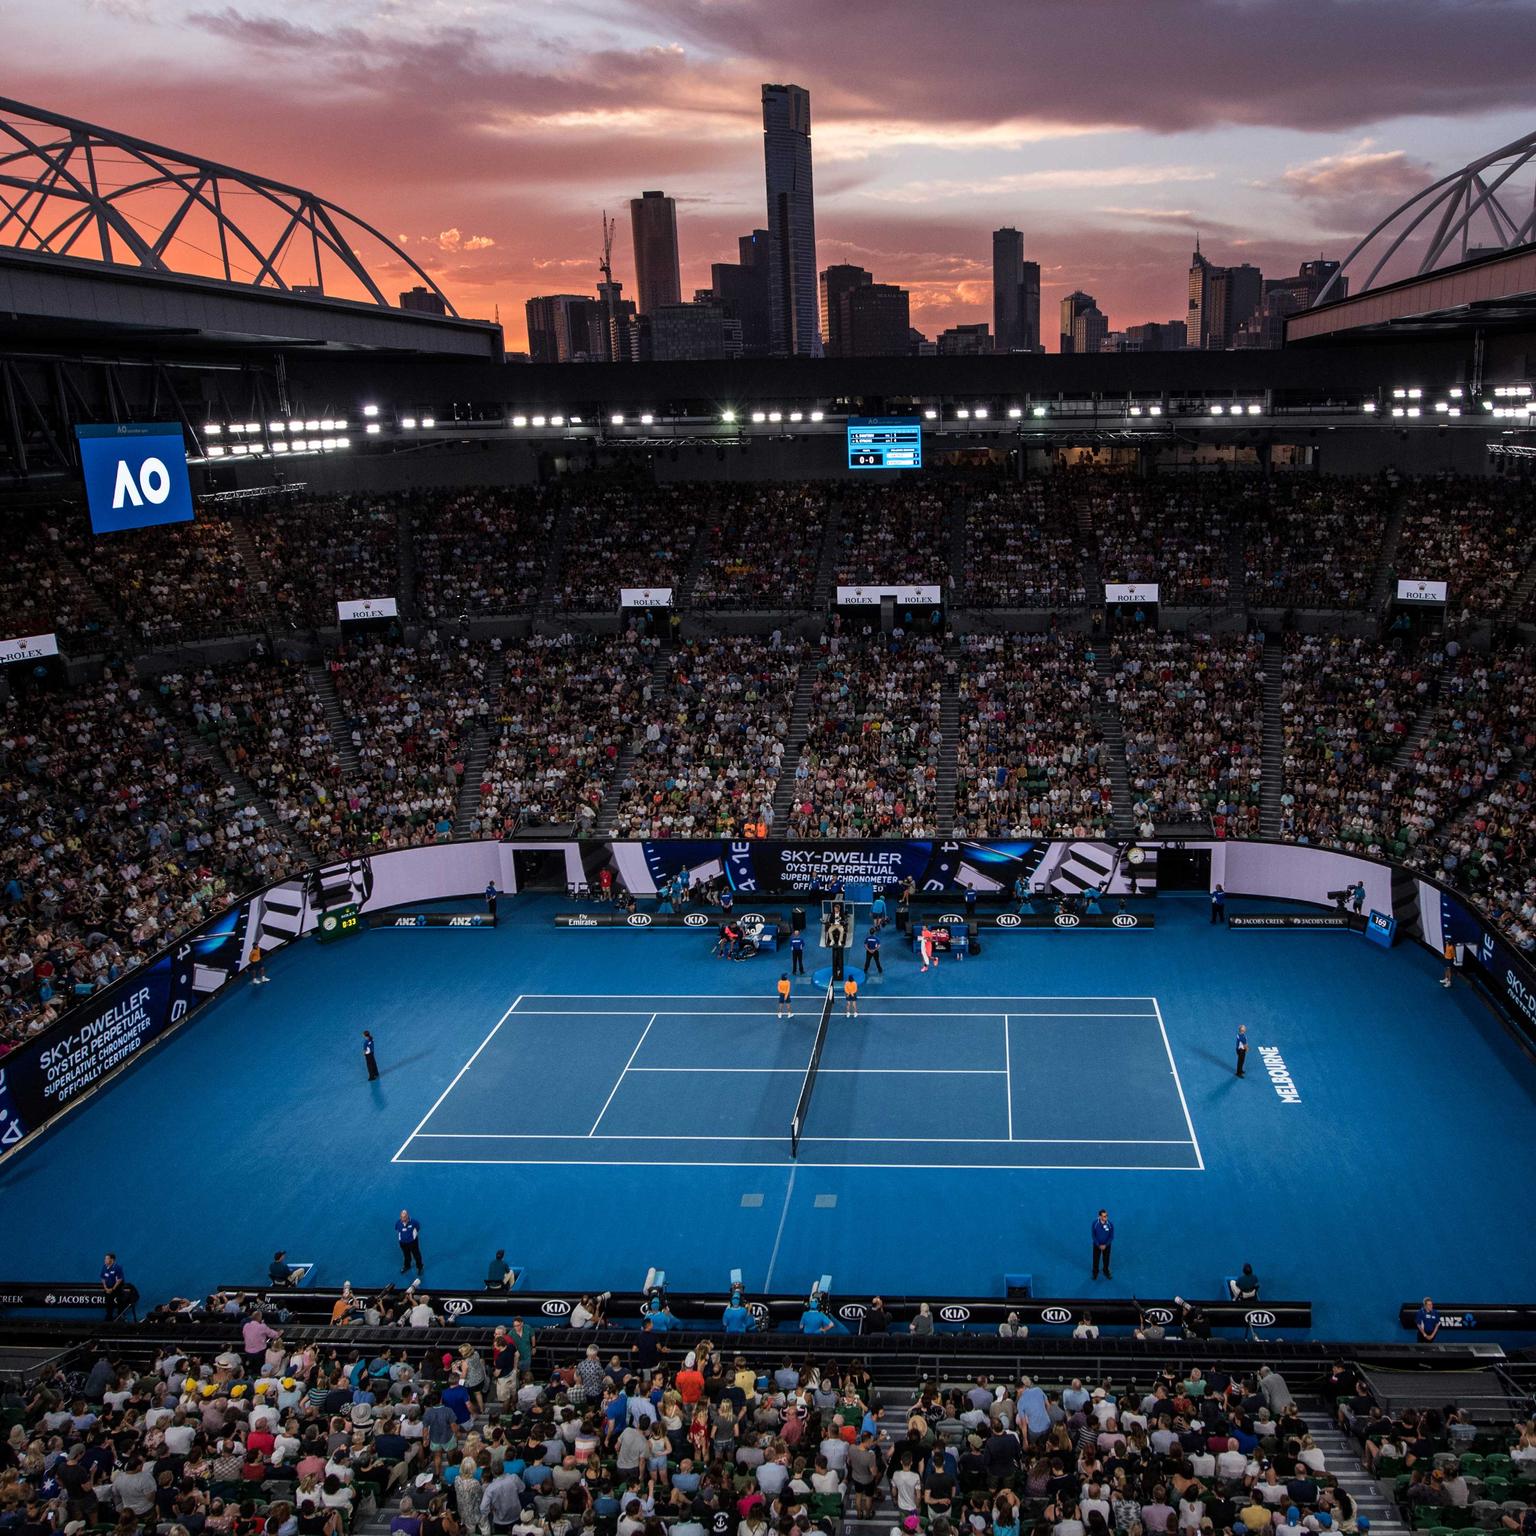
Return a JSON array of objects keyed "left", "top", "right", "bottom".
[
  {"left": 390, "top": 994, "right": 524, "bottom": 1163},
  {"left": 763, "top": 1163, "right": 796, "bottom": 1292},
  {"left": 394, "top": 1156, "right": 1204, "bottom": 1171},
  {"left": 626, "top": 1066, "right": 1006, "bottom": 1075},
  {"left": 503, "top": 1009, "right": 1155, "bottom": 1018},
  {"left": 1004, "top": 1014, "right": 1013, "bottom": 1141},
  {"left": 513, "top": 993, "right": 1158, "bottom": 1000},
  {"left": 587, "top": 1014, "right": 656, "bottom": 1137},
  {"left": 409, "top": 1131, "right": 1192, "bottom": 1144},
  {"left": 1152, "top": 997, "right": 1205, "bottom": 1173}
]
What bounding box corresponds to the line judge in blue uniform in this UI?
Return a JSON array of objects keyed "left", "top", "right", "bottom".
[
  {"left": 396, "top": 1210, "right": 424, "bottom": 1276},
  {"left": 1091, "top": 1210, "right": 1114, "bottom": 1280}
]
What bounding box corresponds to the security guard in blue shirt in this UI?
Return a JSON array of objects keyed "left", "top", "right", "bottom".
[
  {"left": 722, "top": 1295, "right": 752, "bottom": 1332},
  {"left": 790, "top": 928, "right": 805, "bottom": 975},
  {"left": 1415, "top": 1296, "right": 1441, "bottom": 1341},
  {"left": 1091, "top": 1210, "right": 1114, "bottom": 1280},
  {"left": 101, "top": 1253, "right": 126, "bottom": 1320}
]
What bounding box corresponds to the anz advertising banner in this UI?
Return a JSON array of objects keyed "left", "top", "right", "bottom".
[{"left": 0, "top": 904, "right": 247, "bottom": 1156}]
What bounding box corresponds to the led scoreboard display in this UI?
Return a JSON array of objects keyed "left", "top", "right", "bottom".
[{"left": 847, "top": 416, "right": 922, "bottom": 470}]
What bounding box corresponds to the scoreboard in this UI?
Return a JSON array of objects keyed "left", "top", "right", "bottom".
[{"left": 847, "top": 417, "right": 922, "bottom": 470}]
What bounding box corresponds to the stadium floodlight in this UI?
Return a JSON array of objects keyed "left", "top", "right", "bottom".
[
  {"left": 1149, "top": 404, "right": 1163, "bottom": 415},
  {"left": 1448, "top": 407, "right": 1461, "bottom": 417},
  {"left": 532, "top": 415, "right": 546, "bottom": 427},
  {"left": 974, "top": 406, "right": 989, "bottom": 419},
  {"left": 923, "top": 407, "right": 938, "bottom": 420},
  {"left": 402, "top": 417, "right": 418, "bottom": 429},
  {"left": 1449, "top": 387, "right": 1463, "bottom": 398},
  {"left": 204, "top": 423, "right": 222, "bottom": 435},
  {"left": 1520, "top": 384, "right": 1534, "bottom": 396},
  {"left": 1247, "top": 404, "right": 1261, "bottom": 415},
  {"left": 551, "top": 415, "right": 565, "bottom": 427},
  {"left": 268, "top": 420, "right": 284, "bottom": 433},
  {"left": 207, "top": 445, "right": 225, "bottom": 456},
  {"left": 809, "top": 409, "right": 824, "bottom": 422},
  {"left": 318, "top": 418, "right": 332, "bottom": 431},
  {"left": 1008, "top": 406, "right": 1022, "bottom": 419},
  {"left": 1408, "top": 388, "right": 1422, "bottom": 399},
  {"left": 305, "top": 419, "right": 320, "bottom": 431},
  {"left": 338, "top": 437, "right": 350, "bottom": 448},
  {"left": 363, "top": 404, "right": 379, "bottom": 417},
  {"left": 768, "top": 411, "right": 782, "bottom": 422},
  {"left": 1210, "top": 404, "right": 1225, "bottom": 415},
  {"left": 1362, "top": 401, "right": 1377, "bottom": 412},
  {"left": 1393, "top": 388, "right": 1406, "bottom": 398},
  {"left": 570, "top": 415, "right": 582, "bottom": 424},
  {"left": 789, "top": 410, "right": 803, "bottom": 422},
  {"left": 1407, "top": 406, "right": 1421, "bottom": 417},
  {"left": 335, "top": 420, "right": 348, "bottom": 431},
  {"left": 243, "top": 421, "right": 260, "bottom": 434},
  {"left": 721, "top": 409, "right": 737, "bottom": 423},
  {"left": 640, "top": 413, "right": 654, "bottom": 425},
  {"left": 751, "top": 411, "right": 767, "bottom": 423},
  {"left": 1435, "top": 401, "right": 1449, "bottom": 413},
  {"left": 512, "top": 415, "right": 526, "bottom": 428},
  {"left": 232, "top": 443, "right": 248, "bottom": 455},
  {"left": 421, "top": 416, "right": 435, "bottom": 428},
  {"left": 272, "top": 441, "right": 288, "bottom": 453},
  {"left": 955, "top": 407, "right": 970, "bottom": 418},
  {"left": 1129, "top": 405, "right": 1143, "bottom": 416},
  {"left": 1032, "top": 406, "right": 1047, "bottom": 417},
  {"left": 610, "top": 413, "right": 624, "bottom": 426},
  {"left": 366, "top": 422, "right": 381, "bottom": 434},
  {"left": 1391, "top": 406, "right": 1405, "bottom": 417}
]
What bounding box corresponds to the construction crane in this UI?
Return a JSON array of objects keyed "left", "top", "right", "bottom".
[{"left": 599, "top": 211, "right": 621, "bottom": 362}]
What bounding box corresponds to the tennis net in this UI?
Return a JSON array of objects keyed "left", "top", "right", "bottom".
[{"left": 790, "top": 982, "right": 836, "bottom": 1158}]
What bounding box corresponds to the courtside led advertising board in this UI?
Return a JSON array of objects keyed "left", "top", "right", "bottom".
[
  {"left": 847, "top": 417, "right": 922, "bottom": 470},
  {"left": 75, "top": 424, "right": 194, "bottom": 534}
]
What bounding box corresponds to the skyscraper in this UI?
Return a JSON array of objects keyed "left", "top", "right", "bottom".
[
  {"left": 1059, "top": 290, "right": 1097, "bottom": 354},
  {"left": 1187, "top": 244, "right": 1215, "bottom": 350},
  {"left": 993, "top": 228, "right": 1023, "bottom": 351},
  {"left": 711, "top": 230, "right": 772, "bottom": 357},
  {"left": 820, "top": 263, "right": 871, "bottom": 356},
  {"left": 842, "top": 283, "right": 912, "bottom": 356},
  {"left": 1206, "top": 263, "right": 1263, "bottom": 350},
  {"left": 629, "top": 191, "right": 680, "bottom": 318},
  {"left": 762, "top": 83, "right": 819, "bottom": 357},
  {"left": 1073, "top": 299, "right": 1108, "bottom": 355},
  {"left": 992, "top": 229, "right": 1042, "bottom": 352}
]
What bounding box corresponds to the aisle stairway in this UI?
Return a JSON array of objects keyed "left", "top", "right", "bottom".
[
  {"left": 305, "top": 664, "right": 362, "bottom": 776},
  {"left": 1503, "top": 543, "right": 1536, "bottom": 620},
  {"left": 593, "top": 646, "right": 672, "bottom": 836},
  {"left": 1368, "top": 492, "right": 1410, "bottom": 611},
  {"left": 172, "top": 717, "right": 318, "bottom": 865},
  {"left": 1260, "top": 639, "right": 1285, "bottom": 836},
  {"left": 770, "top": 658, "right": 819, "bottom": 832},
  {"left": 935, "top": 644, "right": 960, "bottom": 833},
  {"left": 452, "top": 648, "right": 506, "bottom": 837},
  {"left": 1091, "top": 651, "right": 1136, "bottom": 837},
  {"left": 1228, "top": 512, "right": 1249, "bottom": 613},
  {"left": 535, "top": 499, "right": 572, "bottom": 611},
  {"left": 948, "top": 492, "right": 971, "bottom": 600},
  {"left": 809, "top": 491, "right": 843, "bottom": 609},
  {"left": 1298, "top": 1397, "right": 1411, "bottom": 1536},
  {"left": 226, "top": 516, "right": 273, "bottom": 619},
  {"left": 395, "top": 503, "right": 418, "bottom": 619}
]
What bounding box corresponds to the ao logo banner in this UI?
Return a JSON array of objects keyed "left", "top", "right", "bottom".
[{"left": 76, "top": 424, "right": 194, "bottom": 535}]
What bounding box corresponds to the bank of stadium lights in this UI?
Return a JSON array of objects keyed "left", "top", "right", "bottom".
[
  {"left": 532, "top": 415, "right": 546, "bottom": 428},
  {"left": 204, "top": 423, "right": 222, "bottom": 435},
  {"left": 363, "top": 404, "right": 379, "bottom": 418},
  {"left": 768, "top": 411, "right": 782, "bottom": 423},
  {"left": 955, "top": 407, "right": 970, "bottom": 418},
  {"left": 1362, "top": 401, "right": 1377, "bottom": 412},
  {"left": 720, "top": 409, "right": 737, "bottom": 423},
  {"left": 365, "top": 423, "right": 381, "bottom": 435},
  {"left": 610, "top": 413, "right": 624, "bottom": 426},
  {"left": 1007, "top": 406, "right": 1022, "bottom": 419},
  {"left": 809, "top": 410, "right": 824, "bottom": 422},
  {"left": 1032, "top": 406, "right": 1047, "bottom": 418},
  {"left": 789, "top": 410, "right": 803, "bottom": 422},
  {"left": 751, "top": 411, "right": 767, "bottom": 423},
  {"left": 923, "top": 408, "right": 938, "bottom": 420},
  {"left": 640, "top": 413, "right": 655, "bottom": 425}
]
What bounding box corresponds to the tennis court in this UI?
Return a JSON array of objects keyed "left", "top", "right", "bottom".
[{"left": 392, "top": 992, "right": 1202, "bottom": 1169}]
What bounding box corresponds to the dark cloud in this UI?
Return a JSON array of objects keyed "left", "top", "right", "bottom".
[{"left": 651, "top": 0, "right": 1536, "bottom": 134}]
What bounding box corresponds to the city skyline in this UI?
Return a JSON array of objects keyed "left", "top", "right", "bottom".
[{"left": 7, "top": 0, "right": 1534, "bottom": 352}]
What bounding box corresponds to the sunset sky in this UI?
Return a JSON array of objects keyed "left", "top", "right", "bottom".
[{"left": 8, "top": 0, "right": 1534, "bottom": 351}]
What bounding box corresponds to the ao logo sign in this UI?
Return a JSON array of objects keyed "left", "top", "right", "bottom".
[
  {"left": 442, "top": 1298, "right": 475, "bottom": 1317},
  {"left": 541, "top": 1299, "right": 572, "bottom": 1316},
  {"left": 1039, "top": 1307, "right": 1073, "bottom": 1324},
  {"left": 1055, "top": 914, "right": 1080, "bottom": 927},
  {"left": 75, "top": 424, "right": 195, "bottom": 535},
  {"left": 1244, "top": 1310, "right": 1277, "bottom": 1328},
  {"left": 627, "top": 914, "right": 652, "bottom": 927},
  {"left": 683, "top": 913, "right": 709, "bottom": 927},
  {"left": 938, "top": 1305, "right": 971, "bottom": 1322}
]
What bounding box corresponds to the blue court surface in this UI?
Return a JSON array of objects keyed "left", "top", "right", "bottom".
[{"left": 4, "top": 891, "right": 1536, "bottom": 1341}]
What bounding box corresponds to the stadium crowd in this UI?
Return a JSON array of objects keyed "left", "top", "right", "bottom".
[
  {"left": 413, "top": 491, "right": 557, "bottom": 619},
  {"left": 0, "top": 1311, "right": 1417, "bottom": 1536},
  {"left": 245, "top": 501, "right": 401, "bottom": 628},
  {"left": 1393, "top": 480, "right": 1536, "bottom": 618},
  {"left": 688, "top": 488, "right": 829, "bottom": 610},
  {"left": 1086, "top": 482, "right": 1231, "bottom": 607},
  {"left": 1110, "top": 635, "right": 1264, "bottom": 834},
  {"left": 1243, "top": 481, "right": 1391, "bottom": 610},
  {"left": 610, "top": 639, "right": 803, "bottom": 838},
  {"left": 953, "top": 635, "right": 1114, "bottom": 837},
  {"left": 833, "top": 484, "right": 951, "bottom": 591},
  {"left": 962, "top": 486, "right": 1088, "bottom": 609},
  {"left": 784, "top": 632, "right": 946, "bottom": 838},
  {"left": 554, "top": 487, "right": 702, "bottom": 611}
]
